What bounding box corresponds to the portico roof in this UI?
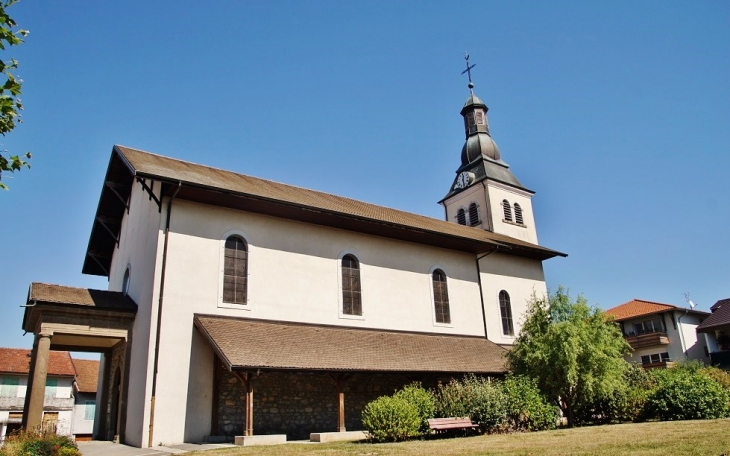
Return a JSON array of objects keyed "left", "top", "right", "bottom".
[{"left": 194, "top": 314, "right": 508, "bottom": 374}]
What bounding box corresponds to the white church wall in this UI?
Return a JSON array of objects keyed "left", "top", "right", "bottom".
[
  {"left": 183, "top": 327, "right": 214, "bottom": 443},
  {"left": 107, "top": 182, "right": 165, "bottom": 447},
  {"left": 479, "top": 252, "right": 547, "bottom": 345},
  {"left": 486, "top": 181, "right": 538, "bottom": 244},
  {"left": 148, "top": 198, "right": 489, "bottom": 445}
]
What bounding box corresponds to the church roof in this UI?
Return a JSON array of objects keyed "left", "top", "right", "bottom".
[
  {"left": 194, "top": 314, "right": 508, "bottom": 374},
  {"left": 83, "top": 145, "right": 565, "bottom": 276}
]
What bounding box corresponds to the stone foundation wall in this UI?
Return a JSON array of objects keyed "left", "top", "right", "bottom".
[{"left": 215, "top": 370, "right": 443, "bottom": 440}]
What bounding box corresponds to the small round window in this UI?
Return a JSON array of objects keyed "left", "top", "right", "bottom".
[{"left": 122, "top": 267, "right": 131, "bottom": 296}]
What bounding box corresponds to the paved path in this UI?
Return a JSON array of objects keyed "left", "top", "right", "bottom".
[{"left": 77, "top": 441, "right": 236, "bottom": 456}]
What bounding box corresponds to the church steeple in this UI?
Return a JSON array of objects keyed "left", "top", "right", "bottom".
[{"left": 459, "top": 53, "right": 500, "bottom": 164}]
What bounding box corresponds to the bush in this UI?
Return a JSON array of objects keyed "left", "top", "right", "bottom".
[
  {"left": 362, "top": 395, "right": 421, "bottom": 442},
  {"left": 0, "top": 431, "right": 79, "bottom": 456},
  {"left": 700, "top": 366, "right": 730, "bottom": 391},
  {"left": 502, "top": 375, "right": 558, "bottom": 431},
  {"left": 434, "top": 375, "right": 506, "bottom": 433},
  {"left": 644, "top": 367, "right": 730, "bottom": 420},
  {"left": 392, "top": 382, "right": 435, "bottom": 433}
]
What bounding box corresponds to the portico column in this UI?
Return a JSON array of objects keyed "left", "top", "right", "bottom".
[{"left": 23, "top": 331, "right": 52, "bottom": 432}]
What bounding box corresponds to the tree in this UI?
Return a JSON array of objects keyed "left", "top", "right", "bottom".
[
  {"left": 0, "top": 0, "right": 29, "bottom": 190},
  {"left": 506, "top": 287, "right": 631, "bottom": 427}
]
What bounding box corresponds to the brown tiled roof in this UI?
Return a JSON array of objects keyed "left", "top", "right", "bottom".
[
  {"left": 0, "top": 348, "right": 76, "bottom": 377},
  {"left": 71, "top": 358, "right": 99, "bottom": 393},
  {"left": 697, "top": 298, "right": 730, "bottom": 333},
  {"left": 605, "top": 299, "right": 709, "bottom": 322},
  {"left": 194, "top": 315, "right": 507, "bottom": 374},
  {"left": 605, "top": 299, "right": 677, "bottom": 321},
  {"left": 118, "top": 146, "right": 565, "bottom": 257},
  {"left": 29, "top": 283, "right": 137, "bottom": 312}
]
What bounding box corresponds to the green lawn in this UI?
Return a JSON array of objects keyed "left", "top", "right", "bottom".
[{"left": 191, "top": 419, "right": 730, "bottom": 456}]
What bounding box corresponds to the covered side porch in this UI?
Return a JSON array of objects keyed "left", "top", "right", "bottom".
[
  {"left": 697, "top": 298, "right": 730, "bottom": 370},
  {"left": 20, "top": 283, "right": 137, "bottom": 441},
  {"left": 193, "top": 314, "right": 507, "bottom": 441}
]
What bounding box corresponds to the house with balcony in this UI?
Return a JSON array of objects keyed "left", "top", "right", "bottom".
[
  {"left": 0, "top": 348, "right": 76, "bottom": 440},
  {"left": 605, "top": 299, "right": 710, "bottom": 369},
  {"left": 696, "top": 298, "right": 730, "bottom": 370}
]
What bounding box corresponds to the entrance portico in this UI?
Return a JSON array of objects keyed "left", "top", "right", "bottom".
[{"left": 21, "top": 283, "right": 137, "bottom": 441}]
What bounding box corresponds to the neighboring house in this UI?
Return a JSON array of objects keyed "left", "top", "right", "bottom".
[
  {"left": 696, "top": 298, "right": 730, "bottom": 370},
  {"left": 71, "top": 359, "right": 99, "bottom": 441},
  {"left": 17, "top": 80, "right": 566, "bottom": 446},
  {"left": 606, "top": 299, "right": 710, "bottom": 368},
  {"left": 0, "top": 348, "right": 76, "bottom": 441}
]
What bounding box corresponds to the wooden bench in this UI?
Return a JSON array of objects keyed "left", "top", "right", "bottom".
[{"left": 427, "top": 417, "right": 479, "bottom": 433}]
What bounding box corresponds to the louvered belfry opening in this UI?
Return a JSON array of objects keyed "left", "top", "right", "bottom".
[
  {"left": 224, "top": 236, "right": 248, "bottom": 304},
  {"left": 341, "top": 255, "right": 362, "bottom": 316},
  {"left": 432, "top": 270, "right": 451, "bottom": 324},
  {"left": 514, "top": 203, "right": 524, "bottom": 225},
  {"left": 468, "top": 203, "right": 479, "bottom": 226},
  {"left": 502, "top": 200, "right": 512, "bottom": 222},
  {"left": 499, "top": 290, "right": 514, "bottom": 336},
  {"left": 456, "top": 208, "right": 467, "bottom": 225}
]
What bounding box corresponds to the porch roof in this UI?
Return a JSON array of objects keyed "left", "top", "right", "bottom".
[{"left": 194, "top": 314, "right": 508, "bottom": 374}]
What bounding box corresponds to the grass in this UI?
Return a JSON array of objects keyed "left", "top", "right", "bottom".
[{"left": 190, "top": 419, "right": 730, "bottom": 456}]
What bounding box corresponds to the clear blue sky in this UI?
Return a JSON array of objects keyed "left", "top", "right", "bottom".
[{"left": 1, "top": 1, "right": 728, "bottom": 352}]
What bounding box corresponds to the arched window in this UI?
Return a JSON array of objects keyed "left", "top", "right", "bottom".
[
  {"left": 499, "top": 290, "right": 514, "bottom": 336},
  {"left": 456, "top": 208, "right": 467, "bottom": 226},
  {"left": 514, "top": 203, "right": 524, "bottom": 225},
  {"left": 341, "top": 255, "right": 362, "bottom": 316},
  {"left": 122, "top": 267, "right": 130, "bottom": 296},
  {"left": 502, "top": 199, "right": 512, "bottom": 222},
  {"left": 223, "top": 236, "right": 248, "bottom": 304},
  {"left": 468, "top": 203, "right": 480, "bottom": 226},
  {"left": 432, "top": 269, "right": 451, "bottom": 324}
]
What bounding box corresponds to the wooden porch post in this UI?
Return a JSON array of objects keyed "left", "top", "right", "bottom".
[
  {"left": 234, "top": 372, "right": 254, "bottom": 436},
  {"left": 329, "top": 374, "right": 351, "bottom": 432}
]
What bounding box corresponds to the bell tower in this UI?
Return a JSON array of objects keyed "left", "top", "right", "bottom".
[{"left": 440, "top": 54, "right": 540, "bottom": 245}]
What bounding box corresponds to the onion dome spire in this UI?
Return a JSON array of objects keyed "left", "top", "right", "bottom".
[{"left": 459, "top": 53, "right": 500, "bottom": 164}]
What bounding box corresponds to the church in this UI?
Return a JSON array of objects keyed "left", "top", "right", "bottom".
[{"left": 18, "top": 70, "right": 565, "bottom": 446}]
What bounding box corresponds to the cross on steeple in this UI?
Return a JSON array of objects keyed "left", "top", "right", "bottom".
[{"left": 461, "top": 52, "right": 476, "bottom": 94}]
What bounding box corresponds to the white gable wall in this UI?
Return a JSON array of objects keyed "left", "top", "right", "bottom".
[{"left": 486, "top": 181, "right": 538, "bottom": 244}]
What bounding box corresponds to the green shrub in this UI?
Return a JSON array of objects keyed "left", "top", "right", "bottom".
[
  {"left": 644, "top": 367, "right": 730, "bottom": 420},
  {"left": 435, "top": 375, "right": 506, "bottom": 433},
  {"left": 502, "top": 375, "right": 558, "bottom": 431},
  {"left": 362, "top": 395, "right": 421, "bottom": 442},
  {"left": 700, "top": 366, "right": 730, "bottom": 391},
  {"left": 0, "top": 431, "right": 78, "bottom": 456},
  {"left": 393, "top": 382, "right": 435, "bottom": 433}
]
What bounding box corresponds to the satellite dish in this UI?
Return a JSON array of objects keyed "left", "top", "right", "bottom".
[{"left": 689, "top": 300, "right": 696, "bottom": 309}]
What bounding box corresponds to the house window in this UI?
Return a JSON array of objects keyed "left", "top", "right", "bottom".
[
  {"left": 456, "top": 208, "right": 467, "bottom": 225},
  {"left": 502, "top": 200, "right": 512, "bottom": 222},
  {"left": 84, "top": 400, "right": 96, "bottom": 421},
  {"left": 45, "top": 378, "right": 57, "bottom": 398},
  {"left": 223, "top": 236, "right": 248, "bottom": 304},
  {"left": 0, "top": 377, "right": 19, "bottom": 397},
  {"left": 341, "top": 255, "right": 362, "bottom": 316},
  {"left": 641, "top": 352, "right": 670, "bottom": 365},
  {"left": 468, "top": 203, "right": 480, "bottom": 227},
  {"left": 632, "top": 317, "right": 664, "bottom": 335},
  {"left": 499, "top": 290, "right": 514, "bottom": 336},
  {"left": 432, "top": 269, "right": 451, "bottom": 324},
  {"left": 514, "top": 203, "right": 524, "bottom": 225}
]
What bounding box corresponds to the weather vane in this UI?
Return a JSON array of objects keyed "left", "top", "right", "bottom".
[{"left": 461, "top": 52, "right": 476, "bottom": 94}]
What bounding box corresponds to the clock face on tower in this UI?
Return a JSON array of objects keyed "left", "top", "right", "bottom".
[{"left": 456, "top": 172, "right": 471, "bottom": 189}]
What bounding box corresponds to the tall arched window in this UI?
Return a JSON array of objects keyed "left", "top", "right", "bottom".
[
  {"left": 468, "top": 203, "right": 479, "bottom": 227},
  {"left": 341, "top": 255, "right": 362, "bottom": 316},
  {"left": 499, "top": 290, "right": 514, "bottom": 336},
  {"left": 432, "top": 269, "right": 451, "bottom": 324},
  {"left": 514, "top": 203, "right": 524, "bottom": 225},
  {"left": 122, "top": 267, "right": 130, "bottom": 296},
  {"left": 456, "top": 208, "right": 467, "bottom": 226},
  {"left": 502, "top": 199, "right": 513, "bottom": 222},
  {"left": 223, "top": 236, "right": 248, "bottom": 304}
]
